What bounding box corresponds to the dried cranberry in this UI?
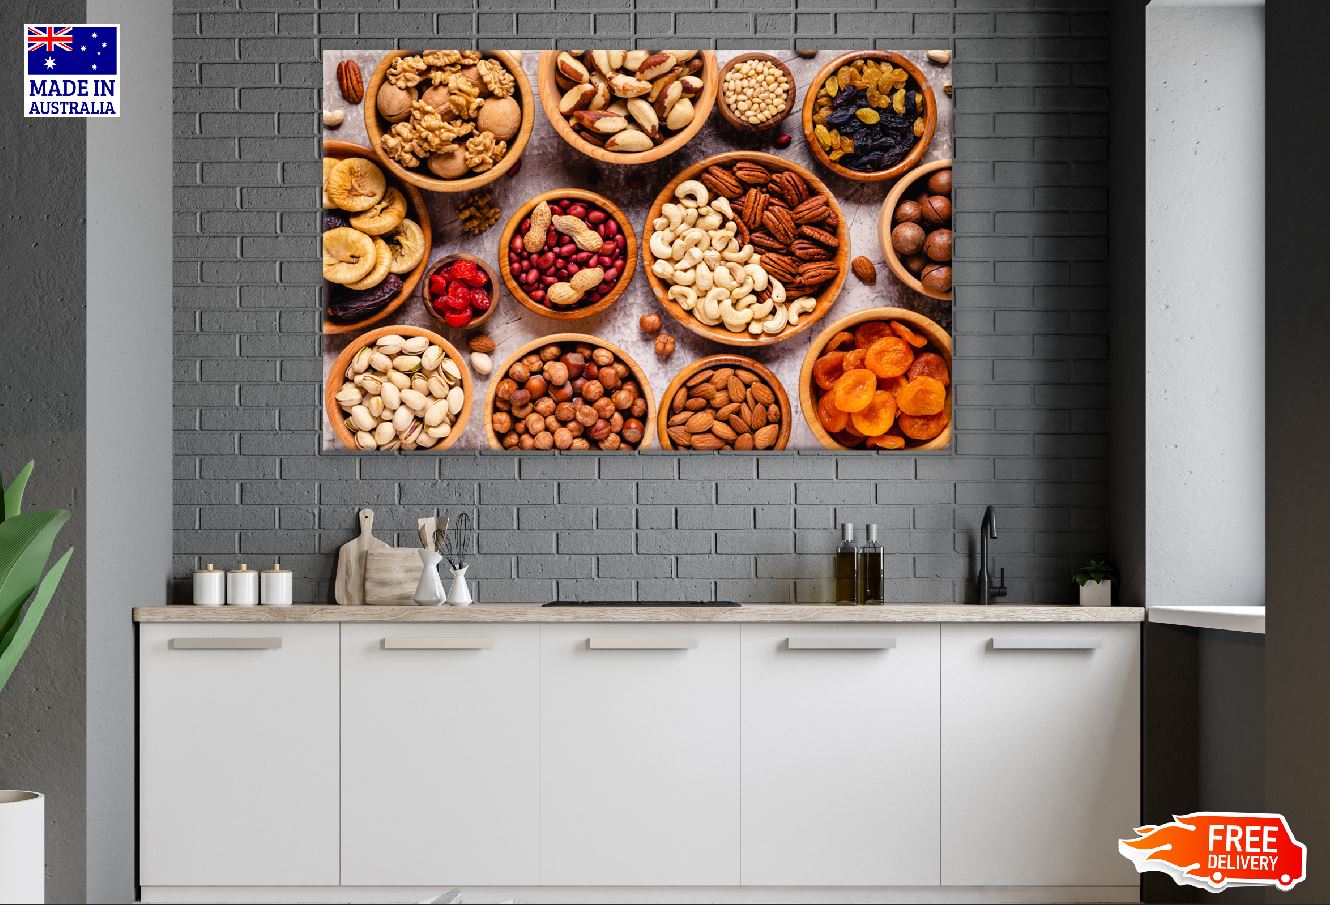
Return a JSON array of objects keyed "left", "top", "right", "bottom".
[{"left": 443, "top": 308, "right": 472, "bottom": 328}]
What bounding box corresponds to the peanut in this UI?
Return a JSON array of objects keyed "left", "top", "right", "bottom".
[
  {"left": 523, "top": 201, "right": 552, "bottom": 254},
  {"left": 552, "top": 214, "right": 604, "bottom": 252}
]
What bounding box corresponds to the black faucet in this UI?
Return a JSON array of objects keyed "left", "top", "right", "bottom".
[{"left": 978, "top": 505, "right": 1007, "bottom": 605}]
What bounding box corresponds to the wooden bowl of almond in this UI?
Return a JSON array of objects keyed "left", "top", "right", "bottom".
[
  {"left": 538, "top": 50, "right": 718, "bottom": 165},
  {"left": 657, "top": 355, "right": 791, "bottom": 451}
]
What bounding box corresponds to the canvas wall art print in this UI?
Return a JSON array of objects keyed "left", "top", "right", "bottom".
[{"left": 320, "top": 49, "right": 954, "bottom": 452}]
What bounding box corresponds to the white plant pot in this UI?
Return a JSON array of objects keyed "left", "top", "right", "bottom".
[
  {"left": 1079, "top": 579, "right": 1112, "bottom": 607},
  {"left": 0, "top": 791, "right": 43, "bottom": 904}
]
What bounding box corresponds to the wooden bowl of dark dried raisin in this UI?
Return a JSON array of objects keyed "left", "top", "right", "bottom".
[{"left": 802, "top": 51, "right": 936, "bottom": 183}]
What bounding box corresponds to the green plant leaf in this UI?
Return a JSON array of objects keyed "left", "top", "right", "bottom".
[
  {"left": 0, "top": 509, "right": 70, "bottom": 655},
  {"left": 0, "top": 547, "right": 73, "bottom": 695},
  {"left": 2, "top": 461, "right": 35, "bottom": 523}
]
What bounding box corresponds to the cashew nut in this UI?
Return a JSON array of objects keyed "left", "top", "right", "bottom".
[
  {"left": 667, "top": 285, "right": 698, "bottom": 311},
  {"left": 744, "top": 262, "right": 769, "bottom": 292},
  {"left": 730, "top": 276, "right": 754, "bottom": 300},
  {"left": 681, "top": 207, "right": 699, "bottom": 227},
  {"left": 694, "top": 263, "right": 714, "bottom": 292},
  {"left": 711, "top": 196, "right": 734, "bottom": 219},
  {"left": 662, "top": 203, "right": 685, "bottom": 229},
  {"left": 648, "top": 229, "right": 675, "bottom": 259},
  {"left": 722, "top": 242, "right": 755, "bottom": 264},
  {"left": 652, "top": 215, "right": 670, "bottom": 232},
  {"left": 697, "top": 210, "right": 723, "bottom": 231},
  {"left": 674, "top": 179, "right": 708, "bottom": 208},
  {"left": 702, "top": 249, "right": 722, "bottom": 269},
  {"left": 769, "top": 277, "right": 787, "bottom": 305},
  {"left": 787, "top": 296, "right": 817, "bottom": 325},
  {"left": 762, "top": 303, "right": 790, "bottom": 335},
  {"left": 747, "top": 298, "right": 774, "bottom": 320},
  {"left": 671, "top": 265, "right": 696, "bottom": 286},
  {"left": 651, "top": 259, "right": 676, "bottom": 281},
  {"left": 713, "top": 265, "right": 737, "bottom": 291},
  {"left": 719, "top": 297, "right": 754, "bottom": 332},
  {"left": 679, "top": 246, "right": 704, "bottom": 270},
  {"left": 696, "top": 291, "right": 723, "bottom": 325}
]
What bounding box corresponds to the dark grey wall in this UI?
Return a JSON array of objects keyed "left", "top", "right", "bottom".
[
  {"left": 0, "top": 2, "right": 88, "bottom": 902},
  {"left": 172, "top": 0, "right": 1111, "bottom": 606},
  {"left": 1268, "top": 2, "right": 1329, "bottom": 902}
]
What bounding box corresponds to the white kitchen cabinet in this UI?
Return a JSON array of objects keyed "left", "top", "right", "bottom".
[
  {"left": 940, "top": 624, "right": 1140, "bottom": 886},
  {"left": 138, "top": 623, "right": 340, "bottom": 886},
  {"left": 741, "top": 624, "right": 941, "bottom": 886},
  {"left": 539, "top": 623, "right": 741, "bottom": 886},
  {"left": 340, "top": 624, "right": 540, "bottom": 885}
]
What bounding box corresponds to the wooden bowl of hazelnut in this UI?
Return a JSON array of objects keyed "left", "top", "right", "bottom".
[
  {"left": 363, "top": 50, "right": 534, "bottom": 194},
  {"left": 482, "top": 333, "right": 656, "bottom": 451},
  {"left": 878, "top": 159, "right": 952, "bottom": 301},
  {"left": 717, "top": 53, "right": 795, "bottom": 133}
]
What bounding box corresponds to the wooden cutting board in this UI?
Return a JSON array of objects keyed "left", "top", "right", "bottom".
[
  {"left": 363, "top": 548, "right": 425, "bottom": 606},
  {"left": 333, "top": 508, "right": 390, "bottom": 606}
]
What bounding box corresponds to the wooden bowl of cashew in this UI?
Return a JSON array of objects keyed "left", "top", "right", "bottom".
[{"left": 641, "top": 151, "right": 849, "bottom": 347}]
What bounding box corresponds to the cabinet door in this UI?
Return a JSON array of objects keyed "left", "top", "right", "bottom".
[
  {"left": 138, "top": 624, "right": 339, "bottom": 886},
  {"left": 540, "top": 623, "right": 741, "bottom": 885},
  {"left": 340, "top": 624, "right": 540, "bottom": 885},
  {"left": 941, "top": 624, "right": 1140, "bottom": 886},
  {"left": 741, "top": 624, "right": 940, "bottom": 886}
]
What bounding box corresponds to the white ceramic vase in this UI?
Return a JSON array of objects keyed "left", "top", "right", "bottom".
[
  {"left": 447, "top": 565, "right": 473, "bottom": 606},
  {"left": 0, "top": 791, "right": 43, "bottom": 903},
  {"left": 1079, "top": 579, "right": 1112, "bottom": 607},
  {"left": 413, "top": 549, "right": 445, "bottom": 606}
]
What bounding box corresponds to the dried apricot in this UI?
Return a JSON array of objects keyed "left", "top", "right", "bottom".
[
  {"left": 896, "top": 375, "right": 946, "bottom": 416},
  {"left": 907, "top": 351, "right": 950, "bottom": 386},
  {"left": 843, "top": 348, "right": 867, "bottom": 371},
  {"left": 878, "top": 374, "right": 908, "bottom": 396},
  {"left": 854, "top": 321, "right": 894, "bottom": 349},
  {"left": 812, "top": 351, "right": 846, "bottom": 390},
  {"left": 898, "top": 409, "right": 950, "bottom": 441},
  {"left": 864, "top": 336, "right": 915, "bottom": 378},
  {"left": 850, "top": 390, "right": 897, "bottom": 437},
  {"left": 826, "top": 330, "right": 855, "bottom": 353},
  {"left": 830, "top": 368, "right": 877, "bottom": 413},
  {"left": 817, "top": 392, "right": 849, "bottom": 433},
  {"left": 889, "top": 320, "right": 928, "bottom": 349},
  {"left": 866, "top": 432, "right": 906, "bottom": 450},
  {"left": 831, "top": 430, "right": 861, "bottom": 447}
]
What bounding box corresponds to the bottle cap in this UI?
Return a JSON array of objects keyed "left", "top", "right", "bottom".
[
  {"left": 262, "top": 561, "right": 291, "bottom": 574},
  {"left": 229, "top": 563, "right": 251, "bottom": 573},
  {"left": 866, "top": 524, "right": 878, "bottom": 543},
  {"left": 841, "top": 523, "right": 854, "bottom": 542},
  {"left": 194, "top": 563, "right": 222, "bottom": 574}
]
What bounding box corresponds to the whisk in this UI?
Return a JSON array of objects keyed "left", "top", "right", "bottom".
[{"left": 442, "top": 511, "right": 474, "bottom": 571}]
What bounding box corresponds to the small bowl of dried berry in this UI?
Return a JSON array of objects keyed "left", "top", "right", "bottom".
[
  {"left": 423, "top": 253, "right": 500, "bottom": 330},
  {"left": 802, "top": 51, "right": 936, "bottom": 183}
]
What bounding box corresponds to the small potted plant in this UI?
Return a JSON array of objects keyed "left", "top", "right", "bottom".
[{"left": 1073, "top": 559, "right": 1115, "bottom": 607}]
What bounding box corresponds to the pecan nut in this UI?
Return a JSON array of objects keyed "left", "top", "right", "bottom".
[
  {"left": 791, "top": 195, "right": 830, "bottom": 225},
  {"left": 700, "top": 165, "right": 743, "bottom": 199},
  {"left": 337, "top": 60, "right": 365, "bottom": 104},
  {"left": 791, "top": 238, "right": 832, "bottom": 261},
  {"left": 761, "top": 207, "right": 797, "bottom": 245},
  {"left": 761, "top": 253, "right": 800, "bottom": 283},
  {"left": 751, "top": 233, "right": 787, "bottom": 253},
  {"left": 797, "top": 260, "right": 839, "bottom": 285},
  {"left": 732, "top": 162, "right": 771, "bottom": 185},
  {"left": 740, "top": 188, "right": 769, "bottom": 230},
  {"left": 770, "top": 170, "right": 809, "bottom": 207},
  {"left": 798, "top": 224, "right": 839, "bottom": 248}
]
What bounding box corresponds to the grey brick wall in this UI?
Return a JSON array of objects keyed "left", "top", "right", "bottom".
[{"left": 172, "top": 0, "right": 1110, "bottom": 605}]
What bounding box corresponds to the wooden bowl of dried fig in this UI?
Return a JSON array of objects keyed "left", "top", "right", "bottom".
[
  {"left": 657, "top": 355, "right": 791, "bottom": 451},
  {"left": 483, "top": 333, "right": 656, "bottom": 451}
]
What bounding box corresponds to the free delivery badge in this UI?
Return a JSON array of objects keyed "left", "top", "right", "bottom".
[
  {"left": 24, "top": 25, "right": 120, "bottom": 117},
  {"left": 1120, "top": 812, "right": 1306, "bottom": 893}
]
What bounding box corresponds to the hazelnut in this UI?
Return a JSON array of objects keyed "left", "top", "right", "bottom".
[
  {"left": 522, "top": 354, "right": 543, "bottom": 372},
  {"left": 921, "top": 263, "right": 952, "bottom": 293},
  {"left": 519, "top": 434, "right": 535, "bottom": 450},
  {"left": 583, "top": 380, "right": 605, "bottom": 402},
  {"left": 895, "top": 200, "right": 923, "bottom": 224},
  {"left": 924, "top": 228, "right": 952, "bottom": 263},
  {"left": 554, "top": 427, "right": 574, "bottom": 449},
  {"left": 550, "top": 382, "right": 574, "bottom": 402},
  {"left": 591, "top": 348, "right": 613, "bottom": 367},
  {"left": 525, "top": 413, "right": 546, "bottom": 434},
  {"left": 554, "top": 401, "right": 576, "bottom": 422},
  {"left": 509, "top": 362, "right": 531, "bottom": 383},
  {"left": 630, "top": 397, "right": 647, "bottom": 418},
  {"left": 525, "top": 374, "right": 548, "bottom": 398},
  {"left": 561, "top": 351, "right": 586, "bottom": 378},
  {"left": 509, "top": 388, "right": 531, "bottom": 408},
  {"left": 593, "top": 397, "right": 616, "bottom": 420},
  {"left": 589, "top": 419, "right": 611, "bottom": 441},
  {"left": 612, "top": 388, "right": 634, "bottom": 410},
  {"left": 534, "top": 431, "right": 555, "bottom": 450},
  {"left": 654, "top": 332, "right": 676, "bottom": 358},
  {"left": 891, "top": 222, "right": 925, "bottom": 256},
  {"left": 570, "top": 438, "right": 591, "bottom": 450},
  {"left": 609, "top": 412, "right": 624, "bottom": 433},
  {"left": 639, "top": 312, "right": 663, "bottom": 334},
  {"left": 544, "top": 360, "right": 570, "bottom": 385},
  {"left": 927, "top": 169, "right": 953, "bottom": 196},
  {"left": 599, "top": 434, "right": 622, "bottom": 451},
  {"left": 492, "top": 411, "right": 512, "bottom": 433},
  {"left": 599, "top": 367, "right": 620, "bottom": 391},
  {"left": 495, "top": 377, "right": 517, "bottom": 401},
  {"left": 575, "top": 405, "right": 598, "bottom": 427},
  {"left": 534, "top": 396, "right": 555, "bottom": 417},
  {"left": 622, "top": 418, "right": 645, "bottom": 445},
  {"left": 540, "top": 344, "right": 561, "bottom": 362},
  {"left": 921, "top": 195, "right": 951, "bottom": 227},
  {"left": 502, "top": 433, "right": 519, "bottom": 449}
]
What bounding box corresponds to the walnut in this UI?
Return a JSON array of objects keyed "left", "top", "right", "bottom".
[
  {"left": 380, "top": 123, "right": 422, "bottom": 168},
  {"left": 445, "top": 74, "right": 483, "bottom": 119},
  {"left": 422, "top": 49, "right": 466, "bottom": 69},
  {"left": 457, "top": 191, "right": 501, "bottom": 235},
  {"left": 386, "top": 54, "right": 428, "bottom": 90},
  {"left": 464, "top": 131, "right": 507, "bottom": 173},
  {"left": 475, "top": 58, "right": 515, "bottom": 98}
]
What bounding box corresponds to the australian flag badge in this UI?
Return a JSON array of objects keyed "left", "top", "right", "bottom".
[{"left": 25, "top": 24, "right": 120, "bottom": 117}]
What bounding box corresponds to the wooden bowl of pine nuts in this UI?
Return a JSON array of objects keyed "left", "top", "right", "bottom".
[{"left": 717, "top": 53, "right": 795, "bottom": 133}]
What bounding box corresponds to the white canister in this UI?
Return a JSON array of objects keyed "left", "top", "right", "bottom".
[
  {"left": 192, "top": 563, "right": 225, "bottom": 606},
  {"left": 0, "top": 790, "right": 43, "bottom": 904},
  {"left": 260, "top": 562, "right": 293, "bottom": 606},
  {"left": 226, "top": 564, "right": 259, "bottom": 606}
]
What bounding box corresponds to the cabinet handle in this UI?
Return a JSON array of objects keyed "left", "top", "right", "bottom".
[
  {"left": 168, "top": 637, "right": 281, "bottom": 650},
  {"left": 587, "top": 637, "right": 696, "bottom": 650},
  {"left": 786, "top": 636, "right": 896, "bottom": 651},
  {"left": 381, "top": 637, "right": 492, "bottom": 650},
  {"left": 989, "top": 636, "right": 1101, "bottom": 651}
]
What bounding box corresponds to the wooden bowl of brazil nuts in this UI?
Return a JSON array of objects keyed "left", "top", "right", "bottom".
[
  {"left": 657, "top": 355, "right": 791, "bottom": 451},
  {"left": 483, "top": 333, "right": 656, "bottom": 451},
  {"left": 716, "top": 53, "right": 796, "bottom": 133},
  {"left": 325, "top": 325, "right": 473, "bottom": 452},
  {"left": 800, "top": 307, "right": 952, "bottom": 452},
  {"left": 537, "top": 50, "right": 719, "bottom": 165},
  {"left": 642, "top": 151, "right": 849, "bottom": 347},
  {"left": 322, "top": 140, "right": 432, "bottom": 336},
  {"left": 879, "top": 159, "right": 953, "bottom": 302},
  {"left": 802, "top": 50, "right": 936, "bottom": 184},
  {"left": 497, "top": 188, "right": 638, "bottom": 321},
  {"left": 363, "top": 50, "right": 533, "bottom": 194}
]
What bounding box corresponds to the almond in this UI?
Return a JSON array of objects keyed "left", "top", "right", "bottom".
[
  {"left": 690, "top": 432, "right": 724, "bottom": 450},
  {"left": 753, "top": 424, "right": 780, "bottom": 450},
  {"left": 667, "top": 426, "right": 692, "bottom": 447},
  {"left": 734, "top": 432, "right": 754, "bottom": 451},
  {"left": 684, "top": 411, "right": 714, "bottom": 433},
  {"left": 711, "top": 422, "right": 738, "bottom": 442},
  {"left": 749, "top": 383, "right": 776, "bottom": 406},
  {"left": 728, "top": 415, "right": 749, "bottom": 435},
  {"left": 851, "top": 256, "right": 877, "bottom": 285},
  {"left": 726, "top": 376, "right": 746, "bottom": 401},
  {"left": 686, "top": 369, "right": 715, "bottom": 387},
  {"left": 668, "top": 410, "right": 693, "bottom": 427},
  {"left": 467, "top": 335, "right": 496, "bottom": 354}
]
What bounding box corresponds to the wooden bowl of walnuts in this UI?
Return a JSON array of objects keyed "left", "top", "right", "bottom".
[
  {"left": 363, "top": 50, "right": 534, "bottom": 194},
  {"left": 537, "top": 50, "right": 719, "bottom": 165},
  {"left": 657, "top": 354, "right": 791, "bottom": 451},
  {"left": 878, "top": 159, "right": 953, "bottom": 301},
  {"left": 483, "top": 334, "right": 656, "bottom": 451}
]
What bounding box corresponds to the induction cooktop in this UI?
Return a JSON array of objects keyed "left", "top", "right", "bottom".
[{"left": 542, "top": 600, "right": 741, "bottom": 607}]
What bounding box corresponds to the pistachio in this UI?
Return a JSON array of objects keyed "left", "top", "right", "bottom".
[
  {"left": 421, "top": 345, "right": 443, "bottom": 372},
  {"left": 442, "top": 358, "right": 462, "bottom": 382},
  {"left": 424, "top": 399, "right": 450, "bottom": 428},
  {"left": 392, "top": 354, "right": 422, "bottom": 373},
  {"left": 402, "top": 335, "right": 430, "bottom": 354},
  {"left": 349, "top": 405, "right": 374, "bottom": 432},
  {"left": 447, "top": 385, "right": 466, "bottom": 416},
  {"left": 469, "top": 351, "right": 493, "bottom": 376}
]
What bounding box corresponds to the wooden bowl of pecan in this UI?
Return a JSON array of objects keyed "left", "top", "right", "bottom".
[
  {"left": 642, "top": 151, "right": 849, "bottom": 347},
  {"left": 537, "top": 50, "right": 718, "bottom": 165},
  {"left": 482, "top": 333, "right": 656, "bottom": 451},
  {"left": 363, "top": 50, "right": 534, "bottom": 194},
  {"left": 657, "top": 355, "right": 791, "bottom": 451}
]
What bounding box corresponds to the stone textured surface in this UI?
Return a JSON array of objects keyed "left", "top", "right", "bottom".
[{"left": 173, "top": 0, "right": 1111, "bottom": 607}]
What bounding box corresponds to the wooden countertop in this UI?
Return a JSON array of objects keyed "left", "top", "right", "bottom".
[{"left": 133, "top": 604, "right": 1145, "bottom": 624}]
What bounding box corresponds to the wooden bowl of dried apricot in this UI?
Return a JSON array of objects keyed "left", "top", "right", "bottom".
[{"left": 799, "top": 307, "right": 952, "bottom": 450}]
